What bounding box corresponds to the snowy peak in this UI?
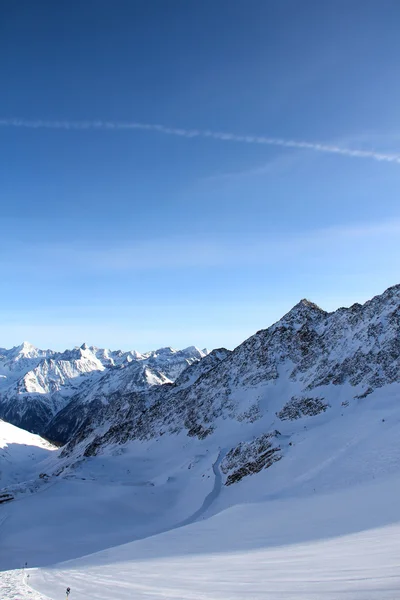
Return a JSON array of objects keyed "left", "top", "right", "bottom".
[
  {"left": 14, "top": 341, "right": 42, "bottom": 358},
  {"left": 0, "top": 342, "right": 53, "bottom": 371},
  {"left": 0, "top": 341, "right": 209, "bottom": 436},
  {"left": 180, "top": 346, "right": 208, "bottom": 359}
]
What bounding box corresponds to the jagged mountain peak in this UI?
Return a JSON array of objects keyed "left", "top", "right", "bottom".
[
  {"left": 297, "top": 298, "right": 322, "bottom": 309},
  {"left": 19, "top": 340, "right": 37, "bottom": 350},
  {"left": 276, "top": 297, "right": 327, "bottom": 330},
  {"left": 12, "top": 341, "right": 43, "bottom": 358},
  {"left": 181, "top": 345, "right": 208, "bottom": 359},
  {"left": 287, "top": 297, "right": 325, "bottom": 315},
  {"left": 0, "top": 342, "right": 52, "bottom": 370},
  {"left": 151, "top": 346, "right": 177, "bottom": 355}
]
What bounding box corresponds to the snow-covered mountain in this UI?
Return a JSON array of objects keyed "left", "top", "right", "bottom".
[
  {"left": 60, "top": 283, "right": 400, "bottom": 476},
  {"left": 45, "top": 345, "right": 211, "bottom": 443},
  {"left": 0, "top": 343, "right": 208, "bottom": 435},
  {"left": 1, "top": 284, "right": 400, "bottom": 599},
  {"left": 3, "top": 283, "right": 400, "bottom": 471}
]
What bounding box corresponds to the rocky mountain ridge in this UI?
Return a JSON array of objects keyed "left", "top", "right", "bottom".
[{"left": 56, "top": 284, "right": 400, "bottom": 487}]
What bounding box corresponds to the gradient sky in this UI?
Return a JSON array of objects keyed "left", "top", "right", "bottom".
[{"left": 1, "top": 0, "right": 400, "bottom": 352}]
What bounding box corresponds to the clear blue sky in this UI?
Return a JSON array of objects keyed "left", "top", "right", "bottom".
[{"left": 1, "top": 0, "right": 400, "bottom": 351}]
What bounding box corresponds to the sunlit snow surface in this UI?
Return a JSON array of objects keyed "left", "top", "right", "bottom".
[
  {"left": 0, "top": 420, "right": 56, "bottom": 488},
  {"left": 2, "top": 385, "right": 400, "bottom": 599},
  {"left": 4, "top": 480, "right": 400, "bottom": 600}
]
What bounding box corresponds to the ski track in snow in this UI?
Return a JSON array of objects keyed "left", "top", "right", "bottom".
[
  {"left": 174, "top": 449, "right": 225, "bottom": 528},
  {"left": 0, "top": 513, "right": 9, "bottom": 530},
  {"left": 0, "top": 451, "right": 226, "bottom": 600}
]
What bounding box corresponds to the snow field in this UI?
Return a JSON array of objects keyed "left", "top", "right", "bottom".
[{"left": 29, "top": 475, "right": 400, "bottom": 600}]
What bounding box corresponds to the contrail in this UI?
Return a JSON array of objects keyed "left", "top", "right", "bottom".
[{"left": 1, "top": 117, "right": 400, "bottom": 165}]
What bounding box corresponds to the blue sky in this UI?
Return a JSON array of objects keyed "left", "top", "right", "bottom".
[{"left": 1, "top": 0, "right": 400, "bottom": 351}]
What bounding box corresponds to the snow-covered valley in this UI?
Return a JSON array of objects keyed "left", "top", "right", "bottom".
[
  {"left": 2, "top": 382, "right": 400, "bottom": 599},
  {"left": 1, "top": 284, "right": 400, "bottom": 599},
  {"left": 27, "top": 482, "right": 400, "bottom": 600}
]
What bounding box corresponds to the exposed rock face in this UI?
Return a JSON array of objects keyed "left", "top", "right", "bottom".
[
  {"left": 172, "top": 348, "right": 231, "bottom": 390},
  {"left": 277, "top": 396, "right": 329, "bottom": 421},
  {"left": 0, "top": 492, "right": 14, "bottom": 504},
  {"left": 221, "top": 432, "right": 282, "bottom": 486}
]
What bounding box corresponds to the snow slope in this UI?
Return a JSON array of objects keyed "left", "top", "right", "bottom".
[
  {"left": 1, "top": 381, "right": 400, "bottom": 598},
  {"left": 0, "top": 420, "right": 56, "bottom": 489},
  {"left": 0, "top": 430, "right": 222, "bottom": 571},
  {"left": 4, "top": 473, "right": 400, "bottom": 600}
]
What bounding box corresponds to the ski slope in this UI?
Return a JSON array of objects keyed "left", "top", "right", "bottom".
[{"left": 4, "top": 472, "right": 400, "bottom": 600}]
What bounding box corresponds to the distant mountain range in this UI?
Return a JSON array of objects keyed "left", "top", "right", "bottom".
[{"left": 0, "top": 342, "right": 208, "bottom": 437}]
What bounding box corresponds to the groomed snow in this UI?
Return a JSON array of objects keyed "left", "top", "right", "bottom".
[{"left": 4, "top": 473, "right": 400, "bottom": 600}]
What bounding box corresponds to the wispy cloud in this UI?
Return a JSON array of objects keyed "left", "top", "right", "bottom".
[{"left": 1, "top": 118, "right": 400, "bottom": 166}]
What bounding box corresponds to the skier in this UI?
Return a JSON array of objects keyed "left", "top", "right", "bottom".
[{"left": 66, "top": 587, "right": 71, "bottom": 598}]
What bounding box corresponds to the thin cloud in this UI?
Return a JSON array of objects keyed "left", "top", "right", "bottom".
[{"left": 1, "top": 118, "right": 400, "bottom": 165}]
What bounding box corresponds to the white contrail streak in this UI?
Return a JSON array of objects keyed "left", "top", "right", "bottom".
[{"left": 1, "top": 118, "right": 400, "bottom": 165}]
